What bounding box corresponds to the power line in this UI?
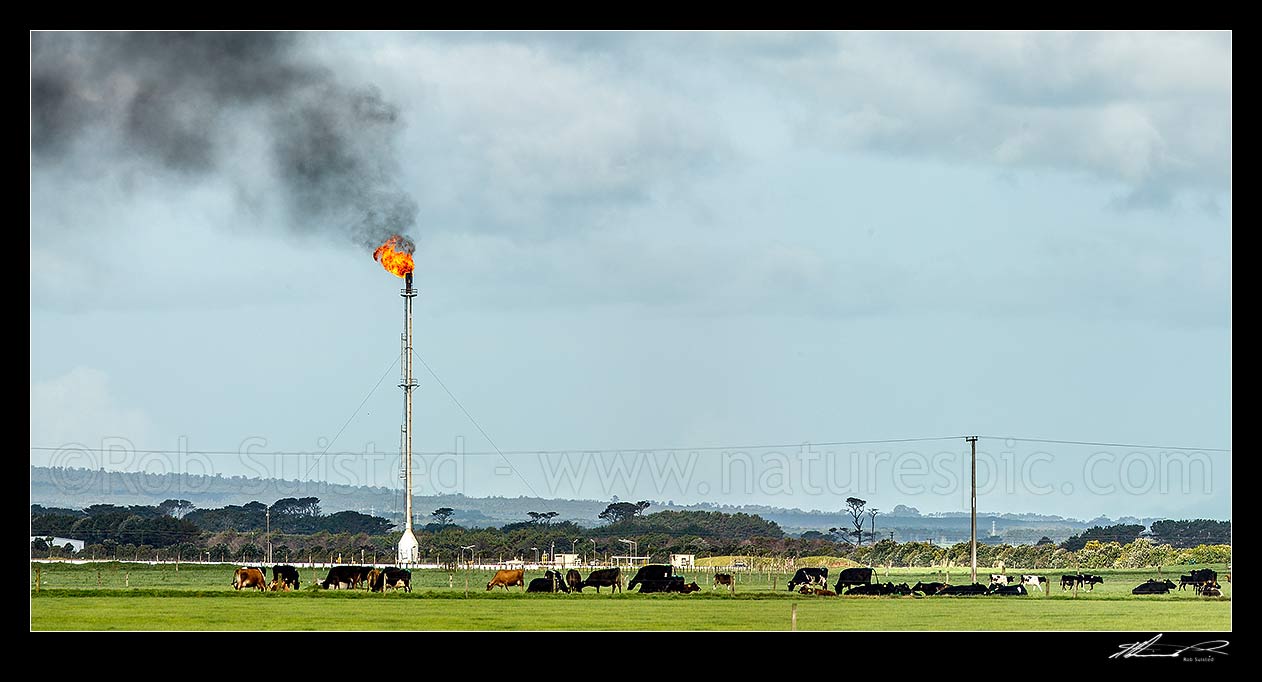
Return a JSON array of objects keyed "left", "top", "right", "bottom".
[
  {"left": 978, "top": 436, "right": 1231, "bottom": 453},
  {"left": 29, "top": 436, "right": 965, "bottom": 458},
  {"left": 29, "top": 434, "right": 1232, "bottom": 459}
]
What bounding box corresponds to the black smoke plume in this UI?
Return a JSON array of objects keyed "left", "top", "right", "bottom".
[{"left": 30, "top": 31, "right": 416, "bottom": 249}]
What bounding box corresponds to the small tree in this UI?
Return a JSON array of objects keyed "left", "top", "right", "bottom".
[{"left": 432, "top": 508, "right": 454, "bottom": 527}]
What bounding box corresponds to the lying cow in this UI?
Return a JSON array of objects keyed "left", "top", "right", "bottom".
[
  {"left": 487, "top": 569, "right": 526, "bottom": 591},
  {"left": 987, "top": 583, "right": 1028, "bottom": 596},
  {"left": 832, "top": 567, "right": 873, "bottom": 592},
  {"left": 912, "top": 581, "right": 945, "bottom": 595},
  {"left": 1132, "top": 579, "right": 1177, "bottom": 594},
  {"left": 233, "top": 567, "right": 266, "bottom": 591},
  {"left": 582, "top": 567, "right": 622, "bottom": 594},
  {"left": 788, "top": 567, "right": 829, "bottom": 592},
  {"left": 798, "top": 586, "right": 836, "bottom": 596},
  {"left": 937, "top": 583, "right": 989, "bottom": 596},
  {"left": 526, "top": 570, "right": 570, "bottom": 593},
  {"left": 636, "top": 576, "right": 701, "bottom": 594}
]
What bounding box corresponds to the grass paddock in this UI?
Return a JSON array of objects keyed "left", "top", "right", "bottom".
[{"left": 30, "top": 561, "right": 1230, "bottom": 631}]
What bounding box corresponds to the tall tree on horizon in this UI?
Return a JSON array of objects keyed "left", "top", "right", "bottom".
[{"left": 845, "top": 497, "right": 867, "bottom": 546}]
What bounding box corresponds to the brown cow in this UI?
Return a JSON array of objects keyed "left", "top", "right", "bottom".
[
  {"left": 268, "top": 576, "right": 290, "bottom": 591},
  {"left": 714, "top": 573, "right": 735, "bottom": 591},
  {"left": 486, "top": 568, "right": 525, "bottom": 591},
  {"left": 233, "top": 567, "right": 266, "bottom": 591}
]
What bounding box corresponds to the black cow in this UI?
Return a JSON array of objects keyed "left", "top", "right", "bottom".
[
  {"left": 1080, "top": 574, "right": 1104, "bottom": 590},
  {"left": 912, "top": 581, "right": 946, "bottom": 595},
  {"left": 637, "top": 576, "right": 701, "bottom": 594},
  {"left": 846, "top": 582, "right": 894, "bottom": 596},
  {"left": 1200, "top": 584, "right": 1222, "bottom": 597},
  {"left": 370, "top": 567, "right": 411, "bottom": 593},
  {"left": 321, "top": 565, "right": 361, "bottom": 589},
  {"left": 582, "top": 567, "right": 622, "bottom": 593},
  {"left": 987, "top": 583, "right": 1028, "bottom": 596},
  {"left": 1132, "top": 579, "right": 1177, "bottom": 594},
  {"left": 565, "top": 569, "right": 583, "bottom": 593},
  {"left": 832, "top": 567, "right": 873, "bottom": 593},
  {"left": 1180, "top": 569, "right": 1218, "bottom": 591},
  {"left": 271, "top": 565, "right": 300, "bottom": 591},
  {"left": 937, "top": 583, "right": 989, "bottom": 596},
  {"left": 628, "top": 565, "right": 674, "bottom": 591},
  {"left": 526, "top": 570, "right": 570, "bottom": 593},
  {"left": 788, "top": 567, "right": 830, "bottom": 592},
  {"left": 1060, "top": 574, "right": 1080, "bottom": 590}
]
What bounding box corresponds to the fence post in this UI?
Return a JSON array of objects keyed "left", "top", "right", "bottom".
[
  {"left": 35, "top": 566, "right": 40, "bottom": 594},
  {"left": 791, "top": 603, "right": 797, "bottom": 631},
  {"left": 125, "top": 571, "right": 129, "bottom": 588},
  {"left": 97, "top": 567, "right": 101, "bottom": 587}
]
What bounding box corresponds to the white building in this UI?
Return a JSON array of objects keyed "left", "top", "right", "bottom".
[
  {"left": 669, "top": 553, "right": 695, "bottom": 569},
  {"left": 550, "top": 553, "right": 580, "bottom": 568}
]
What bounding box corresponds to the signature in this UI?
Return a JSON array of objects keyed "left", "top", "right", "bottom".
[{"left": 1110, "top": 634, "right": 1229, "bottom": 660}]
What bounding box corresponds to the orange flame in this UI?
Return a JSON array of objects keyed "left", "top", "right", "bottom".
[{"left": 373, "top": 235, "right": 415, "bottom": 278}]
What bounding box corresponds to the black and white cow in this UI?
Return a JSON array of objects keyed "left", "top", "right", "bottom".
[{"left": 787, "top": 567, "right": 830, "bottom": 592}]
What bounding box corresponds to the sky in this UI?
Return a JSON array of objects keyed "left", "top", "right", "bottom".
[{"left": 29, "top": 31, "right": 1231, "bottom": 520}]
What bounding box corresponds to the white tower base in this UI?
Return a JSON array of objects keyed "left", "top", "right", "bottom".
[{"left": 397, "top": 529, "right": 419, "bottom": 565}]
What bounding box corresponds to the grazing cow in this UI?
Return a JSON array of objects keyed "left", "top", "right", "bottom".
[
  {"left": 582, "top": 567, "right": 623, "bottom": 594},
  {"left": 1132, "top": 579, "right": 1177, "bottom": 595},
  {"left": 566, "top": 569, "right": 583, "bottom": 593},
  {"left": 714, "top": 573, "right": 735, "bottom": 590},
  {"left": 988, "top": 583, "right": 1028, "bottom": 596},
  {"left": 1080, "top": 574, "right": 1104, "bottom": 590},
  {"left": 320, "top": 565, "right": 362, "bottom": 590},
  {"left": 912, "top": 581, "right": 946, "bottom": 595},
  {"left": 233, "top": 567, "right": 267, "bottom": 591},
  {"left": 370, "top": 567, "right": 412, "bottom": 593},
  {"left": 937, "top": 583, "right": 989, "bottom": 596},
  {"left": 989, "top": 574, "right": 1010, "bottom": 587},
  {"left": 628, "top": 565, "right": 677, "bottom": 593},
  {"left": 832, "top": 567, "right": 874, "bottom": 593},
  {"left": 486, "top": 569, "right": 526, "bottom": 591},
  {"left": 1021, "top": 575, "right": 1047, "bottom": 591},
  {"left": 272, "top": 565, "right": 300, "bottom": 591},
  {"left": 788, "top": 567, "right": 830, "bottom": 592}
]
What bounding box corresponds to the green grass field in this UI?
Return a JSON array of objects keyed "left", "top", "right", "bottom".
[{"left": 30, "top": 562, "right": 1230, "bottom": 631}]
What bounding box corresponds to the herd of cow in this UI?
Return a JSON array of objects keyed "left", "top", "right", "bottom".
[
  {"left": 230, "top": 564, "right": 413, "bottom": 592},
  {"left": 230, "top": 564, "right": 1228, "bottom": 598},
  {"left": 781, "top": 567, "right": 1229, "bottom": 598}
]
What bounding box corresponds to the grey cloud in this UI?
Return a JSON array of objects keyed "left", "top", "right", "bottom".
[{"left": 30, "top": 31, "right": 415, "bottom": 250}]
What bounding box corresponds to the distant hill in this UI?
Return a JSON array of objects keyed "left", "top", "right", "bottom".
[{"left": 29, "top": 466, "right": 1186, "bottom": 545}]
